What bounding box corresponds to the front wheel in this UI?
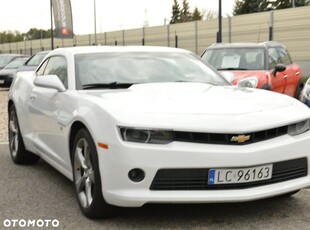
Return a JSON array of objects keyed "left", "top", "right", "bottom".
[
  {"left": 72, "top": 128, "right": 117, "bottom": 219},
  {"left": 8, "top": 105, "right": 40, "bottom": 164}
]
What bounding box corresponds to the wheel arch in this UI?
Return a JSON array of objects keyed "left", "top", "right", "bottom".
[
  {"left": 294, "top": 77, "right": 304, "bottom": 99},
  {"left": 8, "top": 99, "right": 14, "bottom": 113},
  {"left": 69, "top": 121, "right": 87, "bottom": 162}
]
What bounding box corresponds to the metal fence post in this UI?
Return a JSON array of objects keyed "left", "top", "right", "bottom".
[
  {"left": 228, "top": 15, "right": 232, "bottom": 43},
  {"left": 195, "top": 21, "right": 198, "bottom": 54},
  {"left": 142, "top": 27, "right": 145, "bottom": 46},
  {"left": 175, "top": 31, "right": 178, "bottom": 48},
  {"left": 167, "top": 24, "right": 170, "bottom": 47},
  {"left": 269, "top": 11, "right": 274, "bottom": 41}
]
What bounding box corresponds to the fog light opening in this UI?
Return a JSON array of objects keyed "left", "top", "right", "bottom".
[{"left": 128, "top": 168, "right": 145, "bottom": 182}]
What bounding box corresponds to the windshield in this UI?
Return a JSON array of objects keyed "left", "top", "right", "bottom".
[
  {"left": 75, "top": 52, "right": 229, "bottom": 89},
  {"left": 0, "top": 56, "right": 13, "bottom": 68},
  {"left": 26, "top": 53, "right": 48, "bottom": 66},
  {"left": 202, "top": 48, "right": 265, "bottom": 71},
  {"left": 4, "top": 58, "right": 27, "bottom": 69}
]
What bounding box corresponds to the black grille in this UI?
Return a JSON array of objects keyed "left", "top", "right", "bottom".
[
  {"left": 174, "top": 126, "right": 288, "bottom": 145},
  {"left": 150, "top": 158, "right": 308, "bottom": 190}
]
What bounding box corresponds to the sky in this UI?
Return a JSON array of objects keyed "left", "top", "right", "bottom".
[{"left": 0, "top": 0, "right": 235, "bottom": 35}]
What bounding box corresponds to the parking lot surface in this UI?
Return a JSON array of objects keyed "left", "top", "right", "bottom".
[{"left": 0, "top": 88, "right": 8, "bottom": 143}]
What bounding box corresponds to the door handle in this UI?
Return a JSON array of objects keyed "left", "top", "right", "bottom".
[
  {"left": 283, "top": 75, "right": 288, "bottom": 79},
  {"left": 295, "top": 72, "right": 300, "bottom": 75}
]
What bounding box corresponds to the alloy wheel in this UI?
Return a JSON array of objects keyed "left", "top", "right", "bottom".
[
  {"left": 74, "top": 137, "right": 95, "bottom": 209},
  {"left": 9, "top": 108, "right": 19, "bottom": 158}
]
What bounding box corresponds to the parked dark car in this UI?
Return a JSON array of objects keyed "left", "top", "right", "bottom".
[
  {"left": 0, "top": 54, "right": 29, "bottom": 70},
  {"left": 17, "top": 51, "right": 50, "bottom": 72},
  {"left": 201, "top": 41, "right": 303, "bottom": 98},
  {"left": 0, "top": 57, "right": 29, "bottom": 87}
]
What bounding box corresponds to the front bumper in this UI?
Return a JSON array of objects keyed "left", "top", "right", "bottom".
[
  {"left": 0, "top": 74, "right": 13, "bottom": 86},
  {"left": 97, "top": 132, "right": 310, "bottom": 207}
]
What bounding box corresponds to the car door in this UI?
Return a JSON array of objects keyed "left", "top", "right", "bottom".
[
  {"left": 277, "top": 47, "right": 301, "bottom": 97},
  {"left": 268, "top": 47, "right": 285, "bottom": 94},
  {"left": 28, "top": 55, "right": 73, "bottom": 170}
]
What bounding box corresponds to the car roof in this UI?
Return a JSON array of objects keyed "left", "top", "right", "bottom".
[
  {"left": 47, "top": 46, "right": 192, "bottom": 57},
  {"left": 206, "top": 41, "right": 286, "bottom": 49}
]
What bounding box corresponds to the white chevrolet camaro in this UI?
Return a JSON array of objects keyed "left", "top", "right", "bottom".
[{"left": 8, "top": 46, "right": 310, "bottom": 218}]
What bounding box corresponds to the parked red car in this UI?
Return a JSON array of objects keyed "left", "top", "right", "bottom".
[{"left": 201, "top": 41, "right": 303, "bottom": 98}]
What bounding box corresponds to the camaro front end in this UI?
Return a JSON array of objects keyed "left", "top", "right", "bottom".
[{"left": 98, "top": 120, "right": 310, "bottom": 207}]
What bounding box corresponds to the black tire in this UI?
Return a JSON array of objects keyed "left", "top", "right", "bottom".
[
  {"left": 8, "top": 105, "right": 40, "bottom": 164},
  {"left": 261, "top": 83, "right": 272, "bottom": 90},
  {"left": 294, "top": 79, "right": 304, "bottom": 99},
  {"left": 72, "top": 128, "right": 117, "bottom": 219}
]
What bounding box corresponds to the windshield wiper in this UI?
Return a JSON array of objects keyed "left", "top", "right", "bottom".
[
  {"left": 217, "top": 67, "right": 249, "bottom": 71},
  {"left": 82, "top": 82, "right": 134, "bottom": 89}
]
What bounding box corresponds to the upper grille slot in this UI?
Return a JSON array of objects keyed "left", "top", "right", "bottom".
[{"left": 174, "top": 125, "right": 288, "bottom": 145}]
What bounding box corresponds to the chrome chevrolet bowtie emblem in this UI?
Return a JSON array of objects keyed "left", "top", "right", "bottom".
[{"left": 231, "top": 135, "right": 251, "bottom": 143}]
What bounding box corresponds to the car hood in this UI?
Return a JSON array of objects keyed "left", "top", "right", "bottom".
[
  {"left": 0, "top": 69, "right": 16, "bottom": 75},
  {"left": 80, "top": 82, "right": 310, "bottom": 132}
]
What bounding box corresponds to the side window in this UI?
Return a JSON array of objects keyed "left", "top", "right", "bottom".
[
  {"left": 36, "top": 59, "right": 49, "bottom": 76},
  {"left": 268, "top": 48, "right": 281, "bottom": 69},
  {"left": 43, "top": 56, "right": 68, "bottom": 88},
  {"left": 277, "top": 47, "right": 292, "bottom": 66}
]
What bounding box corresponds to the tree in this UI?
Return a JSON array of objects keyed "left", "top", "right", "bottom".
[
  {"left": 170, "top": 0, "right": 181, "bottom": 24},
  {"left": 180, "top": 0, "right": 191, "bottom": 22},
  {"left": 201, "top": 9, "right": 218, "bottom": 20},
  {"left": 170, "top": 0, "right": 204, "bottom": 24},
  {"left": 274, "top": 0, "right": 310, "bottom": 9},
  {"left": 192, "top": 7, "right": 202, "bottom": 21},
  {"left": 234, "top": 0, "right": 310, "bottom": 15},
  {"left": 233, "top": 0, "right": 267, "bottom": 15},
  {"left": 0, "top": 28, "right": 52, "bottom": 44},
  {"left": 25, "top": 28, "right": 52, "bottom": 40}
]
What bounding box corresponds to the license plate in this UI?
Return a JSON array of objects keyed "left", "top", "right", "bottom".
[
  {"left": 208, "top": 164, "right": 273, "bottom": 185},
  {"left": 0, "top": 80, "right": 4, "bottom": 84}
]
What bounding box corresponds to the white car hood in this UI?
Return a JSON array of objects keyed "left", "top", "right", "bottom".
[{"left": 81, "top": 83, "right": 310, "bottom": 133}]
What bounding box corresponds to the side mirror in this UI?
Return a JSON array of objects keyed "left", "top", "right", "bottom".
[
  {"left": 34, "top": 75, "right": 66, "bottom": 92},
  {"left": 272, "top": 64, "right": 286, "bottom": 77}
]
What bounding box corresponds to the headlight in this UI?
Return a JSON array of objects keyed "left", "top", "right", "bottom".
[
  {"left": 237, "top": 77, "right": 258, "bottom": 88},
  {"left": 288, "top": 119, "right": 310, "bottom": 136},
  {"left": 119, "top": 127, "right": 174, "bottom": 144}
]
